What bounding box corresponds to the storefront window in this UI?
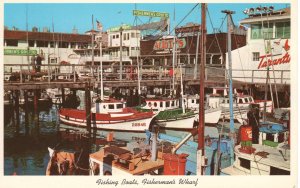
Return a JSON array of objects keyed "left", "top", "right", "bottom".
[{"left": 275, "top": 22, "right": 290, "bottom": 39}]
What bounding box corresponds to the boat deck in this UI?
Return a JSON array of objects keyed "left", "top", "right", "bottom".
[
  {"left": 90, "top": 148, "right": 164, "bottom": 175},
  {"left": 222, "top": 143, "right": 290, "bottom": 175}
]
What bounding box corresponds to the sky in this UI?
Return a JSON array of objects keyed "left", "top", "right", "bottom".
[{"left": 4, "top": 3, "right": 289, "bottom": 34}]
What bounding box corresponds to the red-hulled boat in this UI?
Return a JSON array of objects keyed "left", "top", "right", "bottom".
[{"left": 59, "top": 99, "right": 156, "bottom": 132}]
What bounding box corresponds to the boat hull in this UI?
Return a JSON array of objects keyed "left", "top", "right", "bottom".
[{"left": 59, "top": 109, "right": 156, "bottom": 132}]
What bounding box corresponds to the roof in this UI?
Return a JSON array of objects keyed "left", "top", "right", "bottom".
[
  {"left": 4, "top": 30, "right": 91, "bottom": 43},
  {"left": 240, "top": 7, "right": 290, "bottom": 24}
]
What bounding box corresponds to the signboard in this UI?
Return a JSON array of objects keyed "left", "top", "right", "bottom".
[
  {"left": 153, "top": 38, "right": 186, "bottom": 50},
  {"left": 108, "top": 24, "right": 132, "bottom": 32},
  {"left": 175, "top": 25, "right": 201, "bottom": 34},
  {"left": 258, "top": 39, "right": 290, "bottom": 69},
  {"left": 4, "top": 49, "right": 37, "bottom": 56},
  {"left": 133, "top": 10, "right": 169, "bottom": 18}
]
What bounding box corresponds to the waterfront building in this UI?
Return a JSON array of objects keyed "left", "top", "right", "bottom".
[
  {"left": 4, "top": 27, "right": 92, "bottom": 73},
  {"left": 228, "top": 7, "right": 290, "bottom": 84}
]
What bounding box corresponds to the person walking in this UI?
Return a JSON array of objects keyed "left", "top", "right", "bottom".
[{"left": 36, "top": 54, "right": 42, "bottom": 72}]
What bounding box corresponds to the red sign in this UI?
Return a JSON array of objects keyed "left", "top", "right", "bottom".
[
  {"left": 153, "top": 38, "right": 186, "bottom": 50},
  {"left": 258, "top": 52, "right": 290, "bottom": 69}
]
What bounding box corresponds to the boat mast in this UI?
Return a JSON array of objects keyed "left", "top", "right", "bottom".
[
  {"left": 99, "top": 23, "right": 104, "bottom": 101},
  {"left": 171, "top": 4, "right": 176, "bottom": 95},
  {"left": 197, "top": 3, "right": 206, "bottom": 175},
  {"left": 135, "top": 4, "right": 141, "bottom": 104},
  {"left": 91, "top": 15, "right": 95, "bottom": 76},
  {"left": 179, "top": 64, "right": 185, "bottom": 113},
  {"left": 26, "top": 5, "right": 30, "bottom": 76},
  {"left": 222, "top": 9, "right": 235, "bottom": 165}
]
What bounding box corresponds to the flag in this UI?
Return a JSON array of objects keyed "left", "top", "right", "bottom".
[
  {"left": 239, "top": 24, "right": 248, "bottom": 31},
  {"left": 96, "top": 20, "right": 103, "bottom": 31}
]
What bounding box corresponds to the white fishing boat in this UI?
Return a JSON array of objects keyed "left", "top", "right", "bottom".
[
  {"left": 59, "top": 98, "right": 157, "bottom": 132},
  {"left": 222, "top": 123, "right": 290, "bottom": 175}
]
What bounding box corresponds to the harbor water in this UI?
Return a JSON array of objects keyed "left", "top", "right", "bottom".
[{"left": 5, "top": 104, "right": 209, "bottom": 175}]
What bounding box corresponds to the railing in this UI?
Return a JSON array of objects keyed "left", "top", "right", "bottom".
[
  {"left": 4, "top": 63, "right": 289, "bottom": 85},
  {"left": 226, "top": 69, "right": 290, "bottom": 84}
]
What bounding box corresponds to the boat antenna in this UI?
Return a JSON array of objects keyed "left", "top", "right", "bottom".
[{"left": 222, "top": 9, "right": 235, "bottom": 165}]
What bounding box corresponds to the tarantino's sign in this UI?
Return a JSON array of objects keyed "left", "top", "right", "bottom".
[
  {"left": 153, "top": 38, "right": 186, "bottom": 52},
  {"left": 258, "top": 52, "right": 290, "bottom": 69}
]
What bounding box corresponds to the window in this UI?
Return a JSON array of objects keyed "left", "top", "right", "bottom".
[
  {"left": 251, "top": 23, "right": 273, "bottom": 39},
  {"left": 239, "top": 158, "right": 250, "bottom": 170},
  {"left": 28, "top": 40, "right": 35, "bottom": 47},
  {"left": 154, "top": 102, "right": 157, "bottom": 107},
  {"left": 113, "top": 35, "right": 115, "bottom": 39},
  {"left": 275, "top": 22, "right": 290, "bottom": 39},
  {"left": 160, "top": 102, "right": 163, "bottom": 107},
  {"left": 116, "top": 34, "right": 119, "bottom": 39},
  {"left": 108, "top": 104, "right": 114, "bottom": 109},
  {"left": 239, "top": 99, "right": 243, "bottom": 103},
  {"left": 244, "top": 98, "right": 249, "bottom": 103},
  {"left": 131, "top": 47, "right": 135, "bottom": 50},
  {"left": 116, "top": 104, "right": 123, "bottom": 109},
  {"left": 166, "top": 101, "right": 170, "bottom": 107},
  {"left": 252, "top": 52, "right": 260, "bottom": 61},
  {"left": 131, "top": 32, "right": 135, "bottom": 38},
  {"left": 37, "top": 41, "right": 49, "bottom": 47},
  {"left": 171, "top": 101, "right": 175, "bottom": 107},
  {"left": 6, "top": 39, "right": 18, "bottom": 46}
]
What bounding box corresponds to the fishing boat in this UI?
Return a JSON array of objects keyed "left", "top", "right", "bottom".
[
  {"left": 221, "top": 123, "right": 290, "bottom": 175},
  {"left": 59, "top": 98, "right": 157, "bottom": 132},
  {"left": 140, "top": 97, "right": 221, "bottom": 129}
]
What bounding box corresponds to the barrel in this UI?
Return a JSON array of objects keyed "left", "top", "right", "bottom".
[
  {"left": 240, "top": 125, "right": 252, "bottom": 142},
  {"left": 163, "top": 153, "right": 189, "bottom": 175}
]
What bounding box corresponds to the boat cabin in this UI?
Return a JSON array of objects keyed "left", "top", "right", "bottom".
[
  {"left": 259, "top": 123, "right": 288, "bottom": 147},
  {"left": 142, "top": 98, "right": 180, "bottom": 111},
  {"left": 94, "top": 99, "right": 126, "bottom": 114}
]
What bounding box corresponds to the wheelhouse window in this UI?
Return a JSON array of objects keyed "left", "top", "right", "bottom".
[
  {"left": 116, "top": 104, "right": 123, "bottom": 109},
  {"left": 275, "top": 22, "right": 290, "bottom": 39},
  {"left": 166, "top": 101, "right": 170, "bottom": 107},
  {"left": 160, "top": 102, "right": 163, "bottom": 108},
  {"left": 171, "top": 101, "right": 175, "bottom": 107},
  {"left": 252, "top": 52, "right": 260, "bottom": 61},
  {"left": 239, "top": 99, "right": 243, "bottom": 103},
  {"left": 108, "top": 104, "right": 114, "bottom": 109}
]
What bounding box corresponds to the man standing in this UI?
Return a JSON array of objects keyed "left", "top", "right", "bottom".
[{"left": 36, "top": 54, "right": 42, "bottom": 72}]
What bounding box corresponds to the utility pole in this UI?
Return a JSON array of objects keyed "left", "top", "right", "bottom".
[{"left": 197, "top": 3, "right": 206, "bottom": 176}]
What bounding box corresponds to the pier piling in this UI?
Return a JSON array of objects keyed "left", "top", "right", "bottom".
[
  {"left": 24, "top": 90, "right": 29, "bottom": 135},
  {"left": 14, "top": 90, "right": 20, "bottom": 136},
  {"left": 85, "top": 82, "right": 92, "bottom": 137}
]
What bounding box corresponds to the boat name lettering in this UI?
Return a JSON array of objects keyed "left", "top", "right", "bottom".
[
  {"left": 132, "top": 122, "right": 146, "bottom": 127},
  {"left": 258, "top": 52, "right": 290, "bottom": 69}
]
